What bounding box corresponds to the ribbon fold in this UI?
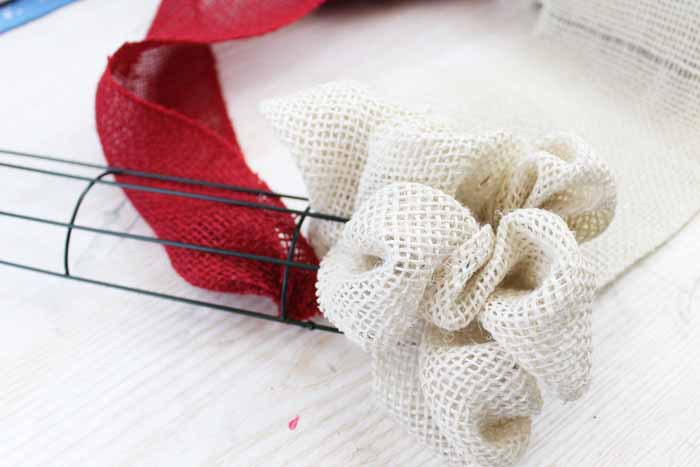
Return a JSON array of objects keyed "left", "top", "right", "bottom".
[
  {"left": 263, "top": 81, "right": 617, "bottom": 467},
  {"left": 96, "top": 0, "right": 327, "bottom": 320}
]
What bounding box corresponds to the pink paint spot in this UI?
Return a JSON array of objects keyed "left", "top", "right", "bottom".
[{"left": 288, "top": 415, "right": 300, "bottom": 431}]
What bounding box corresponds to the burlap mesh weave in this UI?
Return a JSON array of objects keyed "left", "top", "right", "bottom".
[
  {"left": 93, "top": 0, "right": 700, "bottom": 465},
  {"left": 259, "top": 2, "right": 700, "bottom": 465},
  {"left": 420, "top": 324, "right": 543, "bottom": 467},
  {"left": 263, "top": 82, "right": 616, "bottom": 466},
  {"left": 316, "top": 183, "right": 480, "bottom": 350},
  {"left": 96, "top": 0, "right": 326, "bottom": 321},
  {"left": 371, "top": 321, "right": 460, "bottom": 463},
  {"left": 260, "top": 82, "right": 407, "bottom": 257},
  {"left": 477, "top": 209, "right": 596, "bottom": 401}
]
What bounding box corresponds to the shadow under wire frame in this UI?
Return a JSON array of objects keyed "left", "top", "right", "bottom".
[{"left": 0, "top": 148, "right": 346, "bottom": 334}]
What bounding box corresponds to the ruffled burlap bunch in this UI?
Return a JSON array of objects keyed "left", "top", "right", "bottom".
[{"left": 262, "top": 82, "right": 616, "bottom": 467}]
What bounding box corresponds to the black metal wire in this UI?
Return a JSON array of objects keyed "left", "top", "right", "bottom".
[
  {"left": 279, "top": 207, "right": 311, "bottom": 321},
  {"left": 0, "top": 259, "right": 340, "bottom": 333},
  {"left": 0, "top": 160, "right": 348, "bottom": 223},
  {"left": 2, "top": 209, "right": 319, "bottom": 271},
  {"left": 0, "top": 148, "right": 309, "bottom": 201},
  {"left": 0, "top": 148, "right": 345, "bottom": 333},
  {"left": 64, "top": 169, "right": 117, "bottom": 276}
]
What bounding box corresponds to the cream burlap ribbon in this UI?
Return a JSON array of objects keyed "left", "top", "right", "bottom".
[{"left": 262, "top": 82, "right": 616, "bottom": 467}]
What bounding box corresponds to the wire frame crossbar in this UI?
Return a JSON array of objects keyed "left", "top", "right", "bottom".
[{"left": 0, "top": 148, "right": 346, "bottom": 334}]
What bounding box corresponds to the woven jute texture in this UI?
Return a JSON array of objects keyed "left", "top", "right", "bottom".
[
  {"left": 96, "top": 0, "right": 326, "bottom": 322},
  {"left": 263, "top": 2, "right": 700, "bottom": 465},
  {"left": 263, "top": 81, "right": 616, "bottom": 466},
  {"left": 384, "top": 0, "right": 700, "bottom": 288}
]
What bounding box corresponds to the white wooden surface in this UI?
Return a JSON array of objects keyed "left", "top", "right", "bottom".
[{"left": 0, "top": 1, "right": 699, "bottom": 466}]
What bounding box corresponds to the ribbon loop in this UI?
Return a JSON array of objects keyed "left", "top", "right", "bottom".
[
  {"left": 317, "top": 183, "right": 480, "bottom": 349},
  {"left": 420, "top": 325, "right": 543, "bottom": 467},
  {"left": 266, "top": 81, "right": 618, "bottom": 466}
]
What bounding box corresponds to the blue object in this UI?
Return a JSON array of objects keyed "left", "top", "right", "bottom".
[{"left": 0, "top": 0, "right": 78, "bottom": 34}]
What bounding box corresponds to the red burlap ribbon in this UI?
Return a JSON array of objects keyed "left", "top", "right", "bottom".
[{"left": 95, "top": 1, "right": 326, "bottom": 320}]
